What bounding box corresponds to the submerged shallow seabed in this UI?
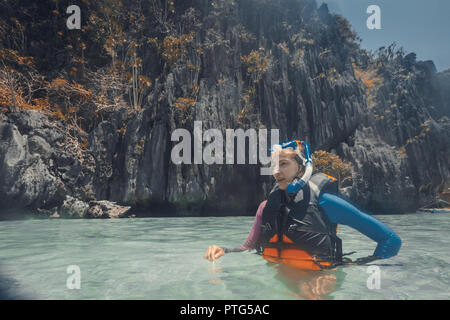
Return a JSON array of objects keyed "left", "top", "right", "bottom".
[{"left": 0, "top": 213, "right": 449, "bottom": 300}]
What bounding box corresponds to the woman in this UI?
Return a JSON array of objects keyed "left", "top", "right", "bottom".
[{"left": 204, "top": 140, "right": 402, "bottom": 270}]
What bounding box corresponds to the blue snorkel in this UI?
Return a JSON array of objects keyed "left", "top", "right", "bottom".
[{"left": 270, "top": 140, "right": 313, "bottom": 197}]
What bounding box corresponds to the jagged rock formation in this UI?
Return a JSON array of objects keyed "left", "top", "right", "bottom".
[{"left": 0, "top": 0, "right": 449, "bottom": 217}]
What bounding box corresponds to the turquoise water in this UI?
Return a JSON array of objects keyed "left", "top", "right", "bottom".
[{"left": 0, "top": 213, "right": 449, "bottom": 300}]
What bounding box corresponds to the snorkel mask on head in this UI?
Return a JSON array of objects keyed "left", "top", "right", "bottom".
[{"left": 270, "top": 140, "right": 313, "bottom": 197}]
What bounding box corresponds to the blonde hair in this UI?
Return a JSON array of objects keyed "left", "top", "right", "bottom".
[
  {"left": 275, "top": 146, "right": 305, "bottom": 164},
  {"left": 278, "top": 148, "right": 299, "bottom": 158},
  {"left": 272, "top": 149, "right": 305, "bottom": 173}
]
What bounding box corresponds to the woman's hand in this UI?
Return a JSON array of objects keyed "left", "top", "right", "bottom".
[{"left": 203, "top": 245, "right": 225, "bottom": 261}]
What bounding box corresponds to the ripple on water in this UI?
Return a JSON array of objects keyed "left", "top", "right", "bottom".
[{"left": 0, "top": 214, "right": 449, "bottom": 299}]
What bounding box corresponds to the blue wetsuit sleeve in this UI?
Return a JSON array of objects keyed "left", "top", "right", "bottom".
[{"left": 319, "top": 193, "right": 402, "bottom": 259}]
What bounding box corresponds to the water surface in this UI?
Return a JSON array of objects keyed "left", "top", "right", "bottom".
[{"left": 0, "top": 213, "right": 448, "bottom": 299}]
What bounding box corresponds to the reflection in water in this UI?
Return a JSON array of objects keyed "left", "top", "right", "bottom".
[
  {"left": 271, "top": 262, "right": 346, "bottom": 300},
  {"left": 0, "top": 271, "right": 26, "bottom": 300},
  {"left": 207, "top": 262, "right": 225, "bottom": 284},
  {"left": 203, "top": 259, "right": 347, "bottom": 298}
]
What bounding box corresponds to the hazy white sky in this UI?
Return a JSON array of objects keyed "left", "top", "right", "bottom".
[{"left": 316, "top": 0, "right": 450, "bottom": 72}]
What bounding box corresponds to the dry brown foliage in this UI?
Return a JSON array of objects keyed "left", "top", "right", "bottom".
[{"left": 312, "top": 150, "right": 353, "bottom": 188}]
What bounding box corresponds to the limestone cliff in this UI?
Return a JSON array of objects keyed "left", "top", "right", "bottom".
[{"left": 0, "top": 0, "right": 448, "bottom": 217}]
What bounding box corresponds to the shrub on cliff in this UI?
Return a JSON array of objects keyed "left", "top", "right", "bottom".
[{"left": 312, "top": 150, "right": 353, "bottom": 188}]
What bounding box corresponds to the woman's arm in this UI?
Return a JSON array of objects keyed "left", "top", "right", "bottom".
[
  {"left": 223, "top": 200, "right": 267, "bottom": 253},
  {"left": 318, "top": 193, "right": 401, "bottom": 259}
]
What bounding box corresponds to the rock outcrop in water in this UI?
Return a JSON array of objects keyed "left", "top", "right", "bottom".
[{"left": 0, "top": 0, "right": 449, "bottom": 217}]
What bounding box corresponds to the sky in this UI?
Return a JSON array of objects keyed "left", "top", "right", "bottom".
[{"left": 316, "top": 0, "right": 450, "bottom": 72}]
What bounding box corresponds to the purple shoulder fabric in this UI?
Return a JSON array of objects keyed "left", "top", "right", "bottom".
[{"left": 223, "top": 200, "right": 267, "bottom": 253}]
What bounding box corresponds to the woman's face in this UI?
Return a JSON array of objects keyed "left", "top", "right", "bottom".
[{"left": 271, "top": 152, "right": 301, "bottom": 190}]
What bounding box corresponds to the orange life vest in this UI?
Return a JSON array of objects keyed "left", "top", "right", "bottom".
[
  {"left": 262, "top": 228, "right": 339, "bottom": 271},
  {"left": 259, "top": 173, "right": 342, "bottom": 271}
]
